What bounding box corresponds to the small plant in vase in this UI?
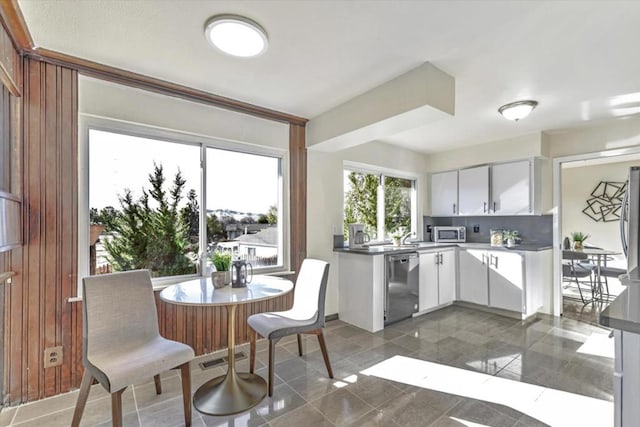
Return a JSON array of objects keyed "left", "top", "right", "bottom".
[
  {"left": 390, "top": 227, "right": 405, "bottom": 246},
  {"left": 570, "top": 232, "right": 590, "bottom": 250},
  {"left": 210, "top": 250, "right": 232, "bottom": 288},
  {"left": 503, "top": 230, "right": 519, "bottom": 247}
]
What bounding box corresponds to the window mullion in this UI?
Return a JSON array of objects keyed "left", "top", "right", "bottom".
[
  {"left": 377, "top": 174, "right": 385, "bottom": 241},
  {"left": 199, "top": 144, "right": 207, "bottom": 275}
]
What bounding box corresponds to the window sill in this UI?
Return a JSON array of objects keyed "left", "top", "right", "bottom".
[{"left": 67, "top": 270, "right": 296, "bottom": 303}]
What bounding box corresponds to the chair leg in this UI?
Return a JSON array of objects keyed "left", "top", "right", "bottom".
[
  {"left": 249, "top": 327, "right": 256, "bottom": 374},
  {"left": 154, "top": 374, "right": 162, "bottom": 395},
  {"left": 268, "top": 339, "right": 276, "bottom": 397},
  {"left": 316, "top": 330, "right": 334, "bottom": 379},
  {"left": 297, "top": 334, "right": 303, "bottom": 356},
  {"left": 111, "top": 388, "right": 125, "bottom": 427},
  {"left": 71, "top": 370, "right": 93, "bottom": 427},
  {"left": 179, "top": 362, "right": 192, "bottom": 427}
]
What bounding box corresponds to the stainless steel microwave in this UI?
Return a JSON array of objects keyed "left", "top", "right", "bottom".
[{"left": 432, "top": 226, "right": 466, "bottom": 243}]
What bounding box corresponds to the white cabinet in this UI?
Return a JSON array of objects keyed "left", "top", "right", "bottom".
[
  {"left": 458, "top": 165, "right": 489, "bottom": 215},
  {"left": 488, "top": 251, "right": 524, "bottom": 312},
  {"left": 419, "top": 249, "right": 457, "bottom": 312},
  {"left": 430, "top": 158, "right": 547, "bottom": 217},
  {"left": 458, "top": 248, "right": 549, "bottom": 317},
  {"left": 458, "top": 249, "right": 489, "bottom": 305},
  {"left": 338, "top": 253, "right": 385, "bottom": 333},
  {"left": 431, "top": 170, "right": 458, "bottom": 216},
  {"left": 491, "top": 160, "right": 531, "bottom": 214}
]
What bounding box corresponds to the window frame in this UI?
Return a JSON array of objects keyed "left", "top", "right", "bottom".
[
  {"left": 343, "top": 161, "right": 419, "bottom": 244},
  {"left": 78, "top": 115, "right": 290, "bottom": 294}
]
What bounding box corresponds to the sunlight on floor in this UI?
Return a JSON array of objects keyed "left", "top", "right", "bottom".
[
  {"left": 361, "top": 355, "right": 613, "bottom": 427},
  {"left": 577, "top": 333, "right": 614, "bottom": 359}
]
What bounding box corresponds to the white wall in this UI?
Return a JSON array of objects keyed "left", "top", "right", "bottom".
[
  {"left": 79, "top": 76, "right": 289, "bottom": 149},
  {"left": 561, "top": 160, "right": 638, "bottom": 269},
  {"left": 546, "top": 116, "right": 640, "bottom": 159},
  {"left": 427, "top": 132, "right": 545, "bottom": 172},
  {"left": 307, "top": 141, "right": 429, "bottom": 315}
]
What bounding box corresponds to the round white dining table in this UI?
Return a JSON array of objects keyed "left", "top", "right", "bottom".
[{"left": 159, "top": 275, "right": 293, "bottom": 416}]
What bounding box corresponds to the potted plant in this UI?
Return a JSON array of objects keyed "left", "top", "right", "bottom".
[
  {"left": 390, "top": 227, "right": 406, "bottom": 246},
  {"left": 503, "top": 230, "right": 519, "bottom": 247},
  {"left": 570, "top": 231, "right": 590, "bottom": 250},
  {"left": 210, "top": 250, "right": 232, "bottom": 288}
]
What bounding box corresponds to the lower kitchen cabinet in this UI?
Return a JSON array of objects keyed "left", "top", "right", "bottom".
[
  {"left": 419, "top": 249, "right": 457, "bottom": 312},
  {"left": 488, "top": 251, "right": 524, "bottom": 312},
  {"left": 458, "top": 248, "right": 550, "bottom": 318},
  {"left": 458, "top": 249, "right": 489, "bottom": 305}
]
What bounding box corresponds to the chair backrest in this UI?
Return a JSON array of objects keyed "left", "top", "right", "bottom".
[
  {"left": 562, "top": 250, "right": 589, "bottom": 261},
  {"left": 290, "top": 259, "right": 330, "bottom": 325},
  {"left": 82, "top": 270, "right": 160, "bottom": 365}
]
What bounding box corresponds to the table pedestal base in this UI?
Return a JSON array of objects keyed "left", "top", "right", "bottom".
[{"left": 194, "top": 371, "right": 267, "bottom": 415}]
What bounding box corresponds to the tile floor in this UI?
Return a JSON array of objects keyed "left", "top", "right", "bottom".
[{"left": 0, "top": 305, "right": 615, "bottom": 427}]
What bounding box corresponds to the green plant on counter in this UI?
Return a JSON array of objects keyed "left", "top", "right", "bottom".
[
  {"left": 210, "top": 250, "right": 232, "bottom": 272},
  {"left": 503, "top": 230, "right": 519, "bottom": 240}
]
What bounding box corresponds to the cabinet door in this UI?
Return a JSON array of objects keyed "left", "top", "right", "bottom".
[
  {"left": 419, "top": 252, "right": 439, "bottom": 311},
  {"left": 459, "top": 166, "right": 489, "bottom": 215},
  {"left": 488, "top": 251, "right": 524, "bottom": 312},
  {"left": 492, "top": 160, "right": 531, "bottom": 214},
  {"left": 458, "top": 249, "right": 488, "bottom": 305},
  {"left": 431, "top": 170, "right": 458, "bottom": 216},
  {"left": 438, "top": 250, "right": 456, "bottom": 304}
]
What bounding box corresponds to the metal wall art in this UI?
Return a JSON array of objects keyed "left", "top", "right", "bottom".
[{"left": 582, "top": 180, "right": 627, "bottom": 222}]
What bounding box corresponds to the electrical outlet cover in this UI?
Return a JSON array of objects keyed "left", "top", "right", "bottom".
[{"left": 44, "top": 345, "right": 63, "bottom": 368}]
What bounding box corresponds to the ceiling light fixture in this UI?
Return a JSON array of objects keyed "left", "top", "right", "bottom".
[
  {"left": 498, "top": 100, "right": 538, "bottom": 121},
  {"left": 204, "top": 14, "right": 268, "bottom": 58}
]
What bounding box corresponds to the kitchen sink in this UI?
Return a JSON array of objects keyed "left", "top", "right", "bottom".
[{"left": 382, "top": 243, "right": 420, "bottom": 249}]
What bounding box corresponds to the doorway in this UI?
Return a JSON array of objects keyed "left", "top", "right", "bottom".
[{"left": 554, "top": 150, "right": 640, "bottom": 323}]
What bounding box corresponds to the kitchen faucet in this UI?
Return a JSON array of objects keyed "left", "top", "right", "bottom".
[{"left": 401, "top": 231, "right": 415, "bottom": 245}]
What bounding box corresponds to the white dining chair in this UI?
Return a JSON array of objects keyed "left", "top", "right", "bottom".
[
  {"left": 71, "top": 270, "right": 195, "bottom": 427},
  {"left": 248, "top": 259, "right": 332, "bottom": 396}
]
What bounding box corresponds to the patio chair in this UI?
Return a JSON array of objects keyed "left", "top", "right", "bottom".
[
  {"left": 71, "top": 270, "right": 195, "bottom": 427},
  {"left": 563, "top": 250, "right": 597, "bottom": 304},
  {"left": 248, "top": 259, "right": 333, "bottom": 396}
]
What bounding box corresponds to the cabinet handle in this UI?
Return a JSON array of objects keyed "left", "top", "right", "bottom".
[
  {"left": 435, "top": 255, "right": 439, "bottom": 265},
  {"left": 453, "top": 203, "right": 456, "bottom": 214},
  {"left": 439, "top": 253, "right": 443, "bottom": 264},
  {"left": 493, "top": 201, "right": 497, "bottom": 212},
  {"left": 483, "top": 202, "right": 487, "bottom": 213},
  {"left": 481, "top": 253, "right": 486, "bottom": 265}
]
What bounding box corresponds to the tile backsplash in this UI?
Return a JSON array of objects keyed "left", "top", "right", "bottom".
[{"left": 424, "top": 215, "right": 553, "bottom": 245}]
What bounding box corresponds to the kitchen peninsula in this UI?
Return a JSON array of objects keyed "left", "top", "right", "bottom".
[{"left": 336, "top": 242, "right": 552, "bottom": 332}]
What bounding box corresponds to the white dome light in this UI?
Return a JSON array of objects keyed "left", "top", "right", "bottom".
[
  {"left": 205, "top": 15, "right": 268, "bottom": 58},
  {"left": 498, "top": 100, "right": 538, "bottom": 121}
]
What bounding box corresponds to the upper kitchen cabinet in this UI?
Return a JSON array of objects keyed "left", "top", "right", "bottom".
[
  {"left": 492, "top": 160, "right": 532, "bottom": 215},
  {"left": 431, "top": 170, "right": 458, "bottom": 216},
  {"left": 429, "top": 158, "right": 547, "bottom": 216},
  {"left": 458, "top": 165, "right": 489, "bottom": 215}
]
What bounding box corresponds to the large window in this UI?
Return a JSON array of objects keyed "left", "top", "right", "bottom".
[
  {"left": 344, "top": 168, "right": 416, "bottom": 242},
  {"left": 87, "top": 127, "right": 284, "bottom": 281}
]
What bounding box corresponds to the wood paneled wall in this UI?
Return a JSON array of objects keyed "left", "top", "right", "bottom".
[{"left": 4, "top": 58, "right": 79, "bottom": 402}]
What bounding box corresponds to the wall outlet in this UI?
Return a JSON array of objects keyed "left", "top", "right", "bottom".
[
  {"left": 473, "top": 225, "right": 480, "bottom": 233},
  {"left": 44, "top": 346, "right": 63, "bottom": 368}
]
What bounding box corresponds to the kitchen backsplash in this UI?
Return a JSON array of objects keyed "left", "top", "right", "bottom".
[{"left": 423, "top": 215, "right": 553, "bottom": 245}]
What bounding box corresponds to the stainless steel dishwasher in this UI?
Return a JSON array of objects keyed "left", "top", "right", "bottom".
[{"left": 384, "top": 252, "right": 419, "bottom": 325}]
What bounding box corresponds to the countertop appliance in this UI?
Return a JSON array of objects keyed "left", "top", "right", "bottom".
[
  {"left": 384, "top": 252, "right": 419, "bottom": 325},
  {"left": 432, "top": 226, "right": 466, "bottom": 243},
  {"left": 348, "top": 223, "right": 370, "bottom": 248}
]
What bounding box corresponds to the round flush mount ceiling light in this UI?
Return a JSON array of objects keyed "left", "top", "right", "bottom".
[
  {"left": 205, "top": 14, "right": 268, "bottom": 58},
  {"left": 498, "top": 100, "right": 539, "bottom": 121}
]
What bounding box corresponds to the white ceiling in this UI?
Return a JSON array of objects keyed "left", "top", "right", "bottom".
[{"left": 17, "top": 0, "right": 640, "bottom": 154}]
